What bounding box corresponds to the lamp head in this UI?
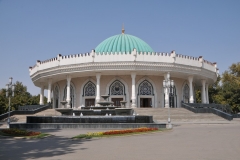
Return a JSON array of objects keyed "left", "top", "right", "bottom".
[
  {"left": 167, "top": 72, "right": 170, "bottom": 80},
  {"left": 9, "top": 77, "right": 13, "bottom": 84},
  {"left": 163, "top": 80, "right": 166, "bottom": 87},
  {"left": 12, "top": 85, "right": 15, "bottom": 96},
  {"left": 171, "top": 80, "right": 174, "bottom": 86},
  {"left": 167, "top": 80, "right": 170, "bottom": 87},
  {"left": 5, "top": 84, "right": 9, "bottom": 97},
  {"left": 12, "top": 84, "right": 15, "bottom": 91}
]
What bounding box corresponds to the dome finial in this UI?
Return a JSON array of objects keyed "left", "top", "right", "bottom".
[{"left": 122, "top": 23, "right": 125, "bottom": 34}]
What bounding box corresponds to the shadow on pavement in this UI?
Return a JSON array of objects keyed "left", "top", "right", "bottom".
[
  {"left": 0, "top": 116, "right": 19, "bottom": 122},
  {"left": 0, "top": 134, "right": 97, "bottom": 159}
]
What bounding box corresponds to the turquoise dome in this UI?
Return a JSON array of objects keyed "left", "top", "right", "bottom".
[{"left": 95, "top": 34, "right": 154, "bottom": 53}]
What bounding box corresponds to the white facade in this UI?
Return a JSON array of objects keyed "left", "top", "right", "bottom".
[{"left": 29, "top": 49, "right": 218, "bottom": 108}]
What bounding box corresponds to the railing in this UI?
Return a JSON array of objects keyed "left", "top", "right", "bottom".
[
  {"left": 184, "top": 103, "right": 232, "bottom": 114},
  {"left": 181, "top": 103, "right": 233, "bottom": 121},
  {"left": 0, "top": 104, "right": 50, "bottom": 120},
  {"left": 18, "top": 105, "right": 45, "bottom": 111}
]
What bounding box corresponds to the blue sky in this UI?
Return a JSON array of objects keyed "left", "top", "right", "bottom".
[{"left": 0, "top": 0, "right": 239, "bottom": 95}]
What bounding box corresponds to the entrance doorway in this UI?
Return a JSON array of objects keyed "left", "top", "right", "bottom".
[
  {"left": 112, "top": 98, "right": 123, "bottom": 107},
  {"left": 85, "top": 99, "right": 95, "bottom": 107},
  {"left": 140, "top": 98, "right": 152, "bottom": 108}
]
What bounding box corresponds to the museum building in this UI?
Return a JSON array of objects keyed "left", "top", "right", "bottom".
[{"left": 29, "top": 28, "right": 219, "bottom": 109}]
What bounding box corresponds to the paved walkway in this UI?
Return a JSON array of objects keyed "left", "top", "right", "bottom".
[{"left": 1, "top": 122, "right": 240, "bottom": 160}]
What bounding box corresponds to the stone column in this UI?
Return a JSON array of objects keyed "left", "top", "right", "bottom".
[
  {"left": 206, "top": 83, "right": 209, "bottom": 104},
  {"left": 47, "top": 79, "right": 52, "bottom": 103},
  {"left": 201, "top": 79, "right": 206, "bottom": 104},
  {"left": 131, "top": 72, "right": 136, "bottom": 108},
  {"left": 164, "top": 73, "right": 169, "bottom": 108},
  {"left": 66, "top": 75, "right": 71, "bottom": 108},
  {"left": 39, "top": 85, "right": 44, "bottom": 105},
  {"left": 96, "top": 73, "right": 101, "bottom": 105},
  {"left": 188, "top": 76, "right": 194, "bottom": 103}
]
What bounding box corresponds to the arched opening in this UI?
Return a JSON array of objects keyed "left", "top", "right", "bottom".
[
  {"left": 193, "top": 84, "right": 196, "bottom": 103},
  {"left": 183, "top": 84, "right": 190, "bottom": 103},
  {"left": 82, "top": 81, "right": 96, "bottom": 107},
  {"left": 63, "top": 85, "right": 75, "bottom": 108},
  {"left": 109, "top": 80, "right": 126, "bottom": 107},
  {"left": 54, "top": 86, "right": 59, "bottom": 108},
  {"left": 138, "top": 80, "right": 154, "bottom": 108}
]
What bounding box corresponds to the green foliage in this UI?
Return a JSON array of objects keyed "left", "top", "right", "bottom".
[
  {"left": 0, "top": 81, "right": 47, "bottom": 114},
  {"left": 195, "top": 89, "right": 201, "bottom": 103},
  {"left": 208, "top": 62, "right": 240, "bottom": 113},
  {"left": 220, "top": 63, "right": 240, "bottom": 113},
  {"left": 208, "top": 76, "right": 222, "bottom": 104},
  {"left": 0, "top": 90, "right": 8, "bottom": 114}
]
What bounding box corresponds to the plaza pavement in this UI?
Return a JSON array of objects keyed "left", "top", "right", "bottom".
[{"left": 1, "top": 120, "right": 240, "bottom": 160}]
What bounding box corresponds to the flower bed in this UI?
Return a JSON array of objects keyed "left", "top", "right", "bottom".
[
  {"left": 103, "top": 127, "right": 158, "bottom": 135},
  {"left": 74, "top": 127, "right": 159, "bottom": 139},
  {"left": 0, "top": 128, "right": 41, "bottom": 137}
]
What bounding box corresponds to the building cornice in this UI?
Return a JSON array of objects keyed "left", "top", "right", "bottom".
[{"left": 31, "top": 61, "right": 216, "bottom": 83}]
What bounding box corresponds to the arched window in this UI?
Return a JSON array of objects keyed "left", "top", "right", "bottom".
[
  {"left": 54, "top": 86, "right": 59, "bottom": 108},
  {"left": 183, "top": 84, "right": 189, "bottom": 103},
  {"left": 109, "top": 80, "right": 125, "bottom": 95},
  {"left": 83, "top": 81, "right": 96, "bottom": 96},
  {"left": 63, "top": 85, "right": 74, "bottom": 108},
  {"left": 138, "top": 80, "right": 154, "bottom": 95}
]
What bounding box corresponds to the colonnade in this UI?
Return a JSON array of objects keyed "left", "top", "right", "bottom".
[{"left": 39, "top": 73, "right": 210, "bottom": 107}]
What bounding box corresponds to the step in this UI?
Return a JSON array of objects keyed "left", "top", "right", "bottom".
[
  {"left": 0, "top": 109, "right": 61, "bottom": 124},
  {"left": 0, "top": 108, "right": 228, "bottom": 126},
  {"left": 133, "top": 108, "right": 227, "bottom": 122}
]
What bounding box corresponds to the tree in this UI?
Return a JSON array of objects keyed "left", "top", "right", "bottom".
[
  {"left": 220, "top": 62, "right": 240, "bottom": 113},
  {"left": 208, "top": 76, "right": 222, "bottom": 104},
  {"left": 29, "top": 94, "right": 47, "bottom": 105},
  {"left": 207, "top": 62, "right": 240, "bottom": 113},
  {"left": 195, "top": 89, "right": 201, "bottom": 103},
  {"left": 0, "top": 81, "right": 47, "bottom": 114},
  {"left": 195, "top": 62, "right": 240, "bottom": 113},
  {"left": 0, "top": 90, "right": 8, "bottom": 114}
]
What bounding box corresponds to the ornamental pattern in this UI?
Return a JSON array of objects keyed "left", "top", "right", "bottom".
[
  {"left": 110, "top": 81, "right": 124, "bottom": 95},
  {"left": 183, "top": 84, "right": 189, "bottom": 103},
  {"left": 54, "top": 86, "right": 59, "bottom": 99},
  {"left": 139, "top": 80, "right": 153, "bottom": 95},
  {"left": 84, "top": 81, "right": 96, "bottom": 96}
]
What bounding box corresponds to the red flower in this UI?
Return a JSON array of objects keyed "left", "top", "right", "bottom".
[{"left": 102, "top": 128, "right": 158, "bottom": 135}]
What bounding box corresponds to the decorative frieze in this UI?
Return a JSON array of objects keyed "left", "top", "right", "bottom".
[{"left": 30, "top": 61, "right": 216, "bottom": 83}]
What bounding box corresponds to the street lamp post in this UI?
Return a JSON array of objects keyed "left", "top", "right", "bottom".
[
  {"left": 163, "top": 72, "right": 174, "bottom": 129},
  {"left": 6, "top": 77, "right": 15, "bottom": 128}
]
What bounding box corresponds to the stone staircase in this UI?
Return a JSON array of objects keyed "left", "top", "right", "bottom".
[
  {"left": 34, "top": 109, "right": 61, "bottom": 117},
  {"left": 133, "top": 108, "right": 228, "bottom": 123},
  {"left": 0, "top": 109, "right": 61, "bottom": 128},
  {"left": 0, "top": 108, "right": 229, "bottom": 128}
]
